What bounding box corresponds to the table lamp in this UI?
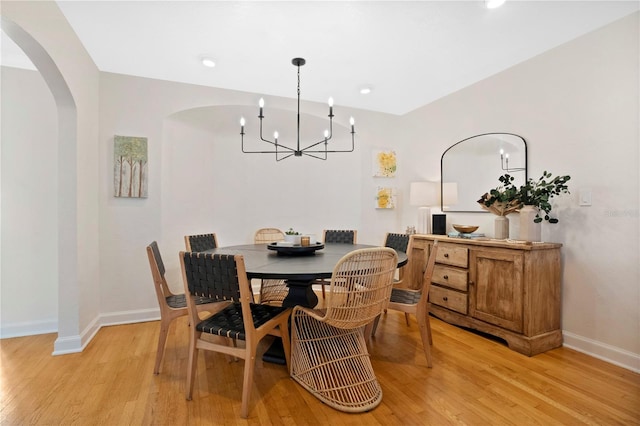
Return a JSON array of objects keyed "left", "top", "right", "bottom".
[{"left": 409, "top": 181, "right": 439, "bottom": 234}]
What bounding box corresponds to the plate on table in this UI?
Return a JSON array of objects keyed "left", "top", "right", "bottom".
[{"left": 267, "top": 242, "right": 324, "bottom": 256}]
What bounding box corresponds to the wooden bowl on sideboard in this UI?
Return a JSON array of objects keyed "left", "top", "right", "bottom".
[{"left": 453, "top": 224, "right": 479, "bottom": 234}]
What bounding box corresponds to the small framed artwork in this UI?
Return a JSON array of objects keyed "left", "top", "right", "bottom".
[
  {"left": 376, "top": 187, "right": 396, "bottom": 209},
  {"left": 114, "top": 135, "right": 148, "bottom": 198},
  {"left": 373, "top": 150, "right": 397, "bottom": 177}
]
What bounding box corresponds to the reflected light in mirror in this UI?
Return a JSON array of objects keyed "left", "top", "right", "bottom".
[{"left": 442, "top": 182, "right": 458, "bottom": 207}]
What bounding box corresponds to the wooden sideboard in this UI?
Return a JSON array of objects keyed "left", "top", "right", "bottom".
[{"left": 408, "top": 235, "right": 563, "bottom": 356}]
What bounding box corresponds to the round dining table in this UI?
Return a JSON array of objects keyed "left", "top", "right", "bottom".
[{"left": 205, "top": 242, "right": 408, "bottom": 308}]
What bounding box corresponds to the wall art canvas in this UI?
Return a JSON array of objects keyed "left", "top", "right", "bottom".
[
  {"left": 114, "top": 135, "right": 148, "bottom": 198},
  {"left": 376, "top": 187, "right": 396, "bottom": 209},
  {"left": 373, "top": 150, "right": 397, "bottom": 177}
]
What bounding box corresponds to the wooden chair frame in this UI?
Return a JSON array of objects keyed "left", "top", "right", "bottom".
[
  {"left": 371, "top": 240, "right": 439, "bottom": 367},
  {"left": 180, "top": 251, "right": 291, "bottom": 419}
]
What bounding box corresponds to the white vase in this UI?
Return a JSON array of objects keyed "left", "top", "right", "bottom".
[
  {"left": 284, "top": 234, "right": 301, "bottom": 245},
  {"left": 494, "top": 215, "right": 509, "bottom": 239},
  {"left": 519, "top": 205, "right": 542, "bottom": 242}
]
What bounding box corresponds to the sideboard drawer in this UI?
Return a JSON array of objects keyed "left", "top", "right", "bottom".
[
  {"left": 430, "top": 285, "right": 468, "bottom": 315},
  {"left": 432, "top": 265, "right": 468, "bottom": 291},
  {"left": 436, "top": 244, "right": 468, "bottom": 268}
]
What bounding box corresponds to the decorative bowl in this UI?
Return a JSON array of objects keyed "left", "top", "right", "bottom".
[{"left": 453, "top": 224, "right": 479, "bottom": 234}]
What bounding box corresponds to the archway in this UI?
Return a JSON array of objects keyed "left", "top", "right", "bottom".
[{"left": 1, "top": 17, "right": 79, "bottom": 354}]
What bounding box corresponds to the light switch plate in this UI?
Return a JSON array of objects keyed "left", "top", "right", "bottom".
[{"left": 579, "top": 188, "right": 592, "bottom": 206}]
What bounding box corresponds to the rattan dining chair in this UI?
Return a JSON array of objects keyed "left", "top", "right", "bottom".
[
  {"left": 371, "top": 240, "right": 439, "bottom": 367},
  {"left": 316, "top": 229, "right": 358, "bottom": 298},
  {"left": 180, "top": 251, "right": 292, "bottom": 419},
  {"left": 184, "top": 233, "right": 218, "bottom": 252},
  {"left": 146, "top": 241, "right": 219, "bottom": 374},
  {"left": 290, "top": 247, "right": 397, "bottom": 413},
  {"left": 254, "top": 228, "right": 289, "bottom": 306}
]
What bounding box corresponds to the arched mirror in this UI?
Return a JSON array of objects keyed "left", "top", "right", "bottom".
[{"left": 441, "top": 133, "right": 527, "bottom": 212}]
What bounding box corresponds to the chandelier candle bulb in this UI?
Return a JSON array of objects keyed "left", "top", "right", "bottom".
[
  {"left": 240, "top": 117, "right": 245, "bottom": 134},
  {"left": 259, "top": 98, "right": 264, "bottom": 118}
]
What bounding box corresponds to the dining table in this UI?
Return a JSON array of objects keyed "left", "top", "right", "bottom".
[
  {"left": 205, "top": 242, "right": 408, "bottom": 309},
  {"left": 204, "top": 242, "right": 408, "bottom": 364}
]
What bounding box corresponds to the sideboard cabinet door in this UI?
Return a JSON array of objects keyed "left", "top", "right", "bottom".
[{"left": 470, "top": 249, "right": 524, "bottom": 333}]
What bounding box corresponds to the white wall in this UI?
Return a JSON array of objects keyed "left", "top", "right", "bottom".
[
  {"left": 399, "top": 12, "right": 639, "bottom": 370},
  {"left": 1, "top": 66, "right": 58, "bottom": 335}
]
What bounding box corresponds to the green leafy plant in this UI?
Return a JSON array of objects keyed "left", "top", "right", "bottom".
[
  {"left": 477, "top": 174, "right": 521, "bottom": 216},
  {"left": 518, "top": 171, "right": 571, "bottom": 223},
  {"left": 285, "top": 228, "right": 300, "bottom": 235}
]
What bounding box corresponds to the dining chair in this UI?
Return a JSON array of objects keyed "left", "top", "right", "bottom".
[
  {"left": 254, "top": 228, "right": 288, "bottom": 305},
  {"left": 290, "top": 247, "right": 397, "bottom": 413},
  {"left": 180, "top": 251, "right": 292, "bottom": 419},
  {"left": 370, "top": 240, "right": 439, "bottom": 367},
  {"left": 384, "top": 232, "right": 412, "bottom": 325},
  {"left": 184, "top": 233, "right": 218, "bottom": 252},
  {"left": 146, "top": 241, "right": 219, "bottom": 374},
  {"left": 316, "top": 229, "right": 358, "bottom": 298}
]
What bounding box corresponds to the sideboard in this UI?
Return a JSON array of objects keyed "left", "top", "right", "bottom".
[{"left": 408, "top": 235, "right": 563, "bottom": 356}]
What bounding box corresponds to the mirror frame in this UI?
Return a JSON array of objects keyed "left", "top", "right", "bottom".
[{"left": 440, "top": 132, "right": 528, "bottom": 212}]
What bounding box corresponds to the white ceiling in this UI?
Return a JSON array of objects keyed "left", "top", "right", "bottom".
[{"left": 3, "top": 1, "right": 638, "bottom": 115}]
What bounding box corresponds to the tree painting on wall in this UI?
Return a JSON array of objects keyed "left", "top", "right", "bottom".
[{"left": 114, "top": 135, "right": 148, "bottom": 198}]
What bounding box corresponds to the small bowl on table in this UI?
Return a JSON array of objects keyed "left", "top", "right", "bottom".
[{"left": 453, "top": 224, "right": 479, "bottom": 234}]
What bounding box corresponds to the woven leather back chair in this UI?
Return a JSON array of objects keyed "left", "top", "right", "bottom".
[
  {"left": 383, "top": 232, "right": 414, "bottom": 325},
  {"left": 317, "top": 229, "right": 358, "bottom": 298},
  {"left": 253, "top": 228, "right": 288, "bottom": 306},
  {"left": 371, "top": 241, "right": 439, "bottom": 367},
  {"left": 180, "top": 251, "right": 291, "bottom": 419},
  {"left": 146, "top": 241, "right": 218, "bottom": 374},
  {"left": 290, "top": 247, "right": 397, "bottom": 413},
  {"left": 184, "top": 233, "right": 218, "bottom": 252},
  {"left": 322, "top": 229, "right": 357, "bottom": 244}
]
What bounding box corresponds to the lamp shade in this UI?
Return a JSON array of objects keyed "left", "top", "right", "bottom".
[{"left": 409, "top": 182, "right": 438, "bottom": 207}]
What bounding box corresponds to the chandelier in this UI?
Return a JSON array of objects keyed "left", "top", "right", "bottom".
[
  {"left": 500, "top": 149, "right": 525, "bottom": 173},
  {"left": 240, "top": 58, "right": 355, "bottom": 161}
]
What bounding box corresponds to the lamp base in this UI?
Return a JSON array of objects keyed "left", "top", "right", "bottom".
[{"left": 417, "top": 206, "right": 431, "bottom": 234}]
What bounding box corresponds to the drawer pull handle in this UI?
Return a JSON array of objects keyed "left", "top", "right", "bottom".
[
  {"left": 444, "top": 253, "right": 449, "bottom": 258},
  {"left": 443, "top": 296, "right": 448, "bottom": 301},
  {"left": 443, "top": 275, "right": 449, "bottom": 280}
]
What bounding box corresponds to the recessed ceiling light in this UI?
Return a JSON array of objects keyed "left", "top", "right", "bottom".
[
  {"left": 201, "top": 57, "right": 216, "bottom": 68},
  {"left": 360, "top": 86, "right": 372, "bottom": 95},
  {"left": 485, "top": 0, "right": 506, "bottom": 9}
]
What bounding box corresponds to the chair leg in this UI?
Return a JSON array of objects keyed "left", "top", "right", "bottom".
[
  {"left": 240, "top": 343, "right": 257, "bottom": 419},
  {"left": 426, "top": 314, "right": 433, "bottom": 345},
  {"left": 367, "top": 314, "right": 381, "bottom": 338},
  {"left": 418, "top": 316, "right": 433, "bottom": 368},
  {"left": 185, "top": 333, "right": 200, "bottom": 400},
  {"left": 321, "top": 282, "right": 326, "bottom": 299},
  {"left": 153, "top": 317, "right": 171, "bottom": 374},
  {"left": 404, "top": 312, "right": 411, "bottom": 326}
]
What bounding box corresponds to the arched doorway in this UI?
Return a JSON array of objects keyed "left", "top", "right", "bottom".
[{"left": 1, "top": 17, "right": 79, "bottom": 354}]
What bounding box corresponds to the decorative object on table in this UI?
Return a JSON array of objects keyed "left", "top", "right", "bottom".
[
  {"left": 405, "top": 226, "right": 416, "bottom": 235},
  {"left": 517, "top": 171, "right": 571, "bottom": 242},
  {"left": 432, "top": 214, "right": 447, "bottom": 235},
  {"left": 284, "top": 228, "right": 301, "bottom": 245},
  {"left": 239, "top": 58, "right": 355, "bottom": 162},
  {"left": 477, "top": 174, "right": 521, "bottom": 239},
  {"left": 373, "top": 149, "right": 397, "bottom": 177},
  {"left": 450, "top": 224, "right": 484, "bottom": 239},
  {"left": 376, "top": 186, "right": 396, "bottom": 209},
  {"left": 409, "top": 181, "right": 438, "bottom": 233},
  {"left": 452, "top": 224, "right": 479, "bottom": 234},
  {"left": 114, "top": 135, "right": 148, "bottom": 198},
  {"left": 268, "top": 242, "right": 324, "bottom": 256}
]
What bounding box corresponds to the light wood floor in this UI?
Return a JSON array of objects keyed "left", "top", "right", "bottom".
[{"left": 1, "top": 309, "right": 639, "bottom": 425}]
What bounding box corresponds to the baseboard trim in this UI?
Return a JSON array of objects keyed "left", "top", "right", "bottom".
[
  {"left": 563, "top": 330, "right": 640, "bottom": 373},
  {"left": 0, "top": 319, "right": 57, "bottom": 339}
]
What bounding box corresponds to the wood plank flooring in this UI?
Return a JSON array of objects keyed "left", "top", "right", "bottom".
[{"left": 1, "top": 310, "right": 639, "bottom": 425}]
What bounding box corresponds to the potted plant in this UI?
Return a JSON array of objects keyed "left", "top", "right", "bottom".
[
  {"left": 284, "top": 228, "right": 301, "bottom": 244},
  {"left": 477, "top": 174, "right": 521, "bottom": 239},
  {"left": 517, "top": 171, "right": 571, "bottom": 223}
]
